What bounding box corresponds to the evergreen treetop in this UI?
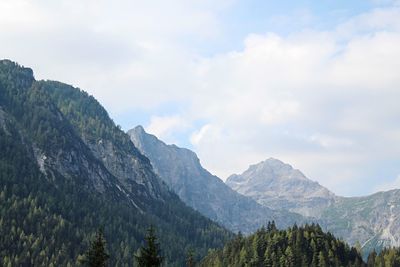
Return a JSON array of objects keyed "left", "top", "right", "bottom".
[
  {"left": 84, "top": 228, "right": 109, "bottom": 267},
  {"left": 135, "top": 226, "right": 163, "bottom": 267}
]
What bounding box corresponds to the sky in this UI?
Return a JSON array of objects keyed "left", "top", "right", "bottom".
[{"left": 1, "top": 0, "right": 400, "bottom": 196}]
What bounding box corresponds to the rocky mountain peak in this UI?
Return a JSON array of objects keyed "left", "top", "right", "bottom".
[
  {"left": 227, "top": 158, "right": 318, "bottom": 190},
  {"left": 242, "top": 158, "right": 308, "bottom": 182},
  {"left": 128, "top": 126, "right": 201, "bottom": 172},
  {"left": 134, "top": 124, "right": 145, "bottom": 132},
  {"left": 226, "top": 158, "right": 336, "bottom": 217}
]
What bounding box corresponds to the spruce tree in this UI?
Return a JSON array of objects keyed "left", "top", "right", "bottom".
[
  {"left": 84, "top": 228, "right": 109, "bottom": 267},
  {"left": 318, "top": 251, "right": 327, "bottom": 267},
  {"left": 367, "top": 250, "right": 376, "bottom": 267},
  {"left": 186, "top": 248, "right": 195, "bottom": 267},
  {"left": 135, "top": 226, "right": 163, "bottom": 267}
]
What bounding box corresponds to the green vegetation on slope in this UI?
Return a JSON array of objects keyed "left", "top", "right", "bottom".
[
  {"left": 201, "top": 222, "right": 365, "bottom": 267},
  {"left": 0, "top": 60, "right": 232, "bottom": 266},
  {"left": 367, "top": 247, "right": 400, "bottom": 267}
]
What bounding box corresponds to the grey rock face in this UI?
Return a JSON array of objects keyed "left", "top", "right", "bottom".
[
  {"left": 84, "top": 138, "right": 163, "bottom": 199},
  {"left": 321, "top": 190, "right": 400, "bottom": 251},
  {"left": 129, "top": 126, "right": 204, "bottom": 200},
  {"left": 34, "top": 79, "right": 168, "bottom": 208},
  {"left": 226, "top": 158, "right": 337, "bottom": 217},
  {"left": 128, "top": 126, "right": 306, "bottom": 233}
]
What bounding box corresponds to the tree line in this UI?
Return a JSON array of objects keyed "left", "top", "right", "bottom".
[
  {"left": 83, "top": 226, "right": 185, "bottom": 267},
  {"left": 84, "top": 222, "right": 400, "bottom": 267},
  {"left": 200, "top": 222, "right": 400, "bottom": 267}
]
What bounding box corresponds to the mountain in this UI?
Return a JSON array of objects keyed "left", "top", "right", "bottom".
[
  {"left": 321, "top": 189, "right": 400, "bottom": 253},
  {"left": 226, "top": 158, "right": 337, "bottom": 217},
  {"left": 128, "top": 126, "right": 306, "bottom": 234},
  {"left": 226, "top": 158, "right": 400, "bottom": 254},
  {"left": 200, "top": 223, "right": 365, "bottom": 267},
  {"left": 0, "top": 60, "right": 232, "bottom": 266}
]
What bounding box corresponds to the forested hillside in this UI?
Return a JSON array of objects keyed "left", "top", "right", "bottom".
[
  {"left": 0, "top": 60, "right": 232, "bottom": 266},
  {"left": 367, "top": 247, "right": 400, "bottom": 266},
  {"left": 201, "top": 222, "right": 365, "bottom": 267}
]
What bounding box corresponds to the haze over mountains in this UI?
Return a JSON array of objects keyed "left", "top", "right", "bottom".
[{"left": 131, "top": 125, "right": 400, "bottom": 254}]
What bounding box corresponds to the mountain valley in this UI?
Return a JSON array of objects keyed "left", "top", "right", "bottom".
[{"left": 1, "top": 59, "right": 399, "bottom": 265}]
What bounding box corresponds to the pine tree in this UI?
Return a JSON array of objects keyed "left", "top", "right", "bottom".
[
  {"left": 264, "top": 247, "right": 273, "bottom": 267},
  {"left": 367, "top": 250, "right": 376, "bottom": 267},
  {"left": 285, "top": 246, "right": 295, "bottom": 267},
  {"left": 186, "top": 248, "right": 195, "bottom": 267},
  {"left": 84, "top": 228, "right": 109, "bottom": 267},
  {"left": 318, "top": 251, "right": 327, "bottom": 267},
  {"left": 135, "top": 226, "right": 163, "bottom": 267}
]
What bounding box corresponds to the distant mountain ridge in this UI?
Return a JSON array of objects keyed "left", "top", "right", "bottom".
[
  {"left": 129, "top": 126, "right": 400, "bottom": 253},
  {"left": 128, "top": 126, "right": 306, "bottom": 234},
  {"left": 226, "top": 157, "right": 400, "bottom": 253},
  {"left": 321, "top": 189, "right": 400, "bottom": 254}
]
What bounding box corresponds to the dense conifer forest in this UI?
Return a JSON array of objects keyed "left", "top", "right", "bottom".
[
  {"left": 366, "top": 248, "right": 400, "bottom": 267},
  {"left": 201, "top": 222, "right": 365, "bottom": 267},
  {"left": 200, "top": 221, "right": 400, "bottom": 266}
]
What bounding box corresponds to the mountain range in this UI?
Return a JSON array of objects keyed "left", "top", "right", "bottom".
[
  {"left": 1, "top": 59, "right": 399, "bottom": 265},
  {"left": 128, "top": 126, "right": 304, "bottom": 234},
  {"left": 130, "top": 126, "right": 400, "bottom": 255},
  {"left": 227, "top": 158, "right": 400, "bottom": 254}
]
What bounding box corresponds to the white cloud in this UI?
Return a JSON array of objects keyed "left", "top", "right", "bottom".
[
  {"left": 146, "top": 115, "right": 189, "bottom": 143},
  {"left": 308, "top": 134, "right": 353, "bottom": 149},
  {"left": 336, "top": 6, "right": 400, "bottom": 36},
  {"left": 0, "top": 0, "right": 228, "bottom": 112},
  {"left": 190, "top": 124, "right": 213, "bottom": 145}
]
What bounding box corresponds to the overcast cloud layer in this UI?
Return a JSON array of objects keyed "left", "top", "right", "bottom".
[{"left": 1, "top": 0, "right": 399, "bottom": 196}]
